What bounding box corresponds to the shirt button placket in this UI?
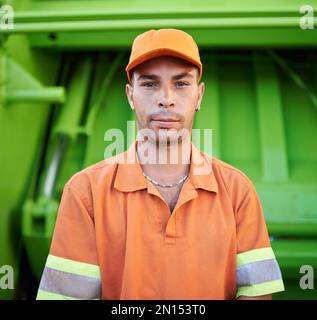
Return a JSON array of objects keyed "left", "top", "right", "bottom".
[{"left": 164, "top": 212, "right": 177, "bottom": 245}]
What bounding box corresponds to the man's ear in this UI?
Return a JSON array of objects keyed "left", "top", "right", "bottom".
[
  {"left": 125, "top": 83, "right": 134, "bottom": 110},
  {"left": 196, "top": 82, "right": 205, "bottom": 112}
]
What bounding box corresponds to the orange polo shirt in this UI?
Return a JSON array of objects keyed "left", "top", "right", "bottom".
[{"left": 36, "top": 139, "right": 284, "bottom": 300}]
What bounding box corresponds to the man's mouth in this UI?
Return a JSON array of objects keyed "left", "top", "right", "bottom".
[
  {"left": 151, "top": 118, "right": 180, "bottom": 128},
  {"left": 152, "top": 118, "right": 179, "bottom": 122}
]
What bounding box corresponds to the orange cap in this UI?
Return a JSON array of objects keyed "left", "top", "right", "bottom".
[{"left": 125, "top": 29, "right": 202, "bottom": 82}]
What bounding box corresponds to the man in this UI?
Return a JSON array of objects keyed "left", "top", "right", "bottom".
[{"left": 36, "top": 29, "right": 285, "bottom": 300}]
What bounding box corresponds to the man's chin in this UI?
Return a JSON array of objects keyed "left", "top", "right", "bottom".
[
  {"left": 155, "top": 128, "right": 189, "bottom": 146},
  {"left": 137, "top": 126, "right": 190, "bottom": 145}
]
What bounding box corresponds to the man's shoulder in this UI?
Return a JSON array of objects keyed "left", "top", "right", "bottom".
[
  {"left": 204, "top": 156, "right": 260, "bottom": 213},
  {"left": 65, "top": 151, "right": 127, "bottom": 192},
  {"left": 205, "top": 154, "right": 255, "bottom": 191}
]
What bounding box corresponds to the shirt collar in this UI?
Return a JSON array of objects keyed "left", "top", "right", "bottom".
[{"left": 114, "top": 139, "right": 218, "bottom": 194}]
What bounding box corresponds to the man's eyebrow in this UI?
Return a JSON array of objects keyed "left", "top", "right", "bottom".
[
  {"left": 172, "top": 72, "right": 194, "bottom": 80},
  {"left": 136, "top": 74, "right": 159, "bottom": 81},
  {"left": 136, "top": 72, "right": 194, "bottom": 81}
]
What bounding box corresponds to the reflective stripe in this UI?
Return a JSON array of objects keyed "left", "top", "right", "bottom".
[
  {"left": 38, "top": 266, "right": 101, "bottom": 300},
  {"left": 36, "top": 289, "right": 79, "bottom": 300},
  {"left": 236, "top": 259, "right": 282, "bottom": 287},
  {"left": 236, "top": 247, "right": 285, "bottom": 296},
  {"left": 46, "top": 254, "right": 100, "bottom": 278},
  {"left": 237, "top": 247, "right": 275, "bottom": 267},
  {"left": 236, "top": 279, "right": 285, "bottom": 298}
]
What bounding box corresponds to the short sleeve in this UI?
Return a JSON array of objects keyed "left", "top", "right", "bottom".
[
  {"left": 36, "top": 181, "right": 101, "bottom": 300},
  {"left": 235, "top": 178, "right": 285, "bottom": 298}
]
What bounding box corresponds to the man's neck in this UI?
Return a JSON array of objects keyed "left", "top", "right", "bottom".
[{"left": 136, "top": 135, "right": 191, "bottom": 184}]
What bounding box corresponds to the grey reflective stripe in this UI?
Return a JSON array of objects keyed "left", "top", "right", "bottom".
[
  {"left": 236, "top": 258, "right": 282, "bottom": 287},
  {"left": 39, "top": 267, "right": 101, "bottom": 299}
]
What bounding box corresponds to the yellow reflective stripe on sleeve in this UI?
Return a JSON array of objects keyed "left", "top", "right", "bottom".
[
  {"left": 36, "top": 289, "right": 80, "bottom": 300},
  {"left": 237, "top": 247, "right": 276, "bottom": 267},
  {"left": 46, "top": 254, "right": 100, "bottom": 278},
  {"left": 236, "top": 279, "right": 285, "bottom": 298},
  {"left": 36, "top": 289, "right": 101, "bottom": 300}
]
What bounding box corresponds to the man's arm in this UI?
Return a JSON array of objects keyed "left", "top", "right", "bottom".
[
  {"left": 36, "top": 180, "right": 101, "bottom": 300},
  {"left": 234, "top": 176, "right": 285, "bottom": 299}
]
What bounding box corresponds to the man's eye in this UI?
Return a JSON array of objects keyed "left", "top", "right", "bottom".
[
  {"left": 175, "top": 81, "right": 189, "bottom": 87},
  {"left": 141, "top": 82, "right": 158, "bottom": 87}
]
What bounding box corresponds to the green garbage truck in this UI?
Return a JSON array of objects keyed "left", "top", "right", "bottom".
[{"left": 0, "top": 0, "right": 316, "bottom": 299}]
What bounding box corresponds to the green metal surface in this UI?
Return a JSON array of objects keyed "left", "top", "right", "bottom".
[
  {"left": 2, "top": 0, "right": 317, "bottom": 48},
  {"left": 0, "top": 0, "right": 317, "bottom": 300},
  {"left": 0, "top": 53, "right": 65, "bottom": 106}
]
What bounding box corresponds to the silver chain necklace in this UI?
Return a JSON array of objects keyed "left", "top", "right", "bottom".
[{"left": 142, "top": 172, "right": 188, "bottom": 188}]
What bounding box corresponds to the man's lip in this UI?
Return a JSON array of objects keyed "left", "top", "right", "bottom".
[
  {"left": 151, "top": 119, "right": 179, "bottom": 129},
  {"left": 152, "top": 118, "right": 179, "bottom": 122}
]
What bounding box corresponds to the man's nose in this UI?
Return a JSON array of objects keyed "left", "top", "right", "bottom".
[{"left": 157, "top": 86, "right": 175, "bottom": 108}]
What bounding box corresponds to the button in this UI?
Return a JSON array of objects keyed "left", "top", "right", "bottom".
[{"left": 164, "top": 235, "right": 176, "bottom": 245}]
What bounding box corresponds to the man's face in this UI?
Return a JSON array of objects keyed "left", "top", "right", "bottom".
[{"left": 125, "top": 56, "right": 205, "bottom": 144}]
